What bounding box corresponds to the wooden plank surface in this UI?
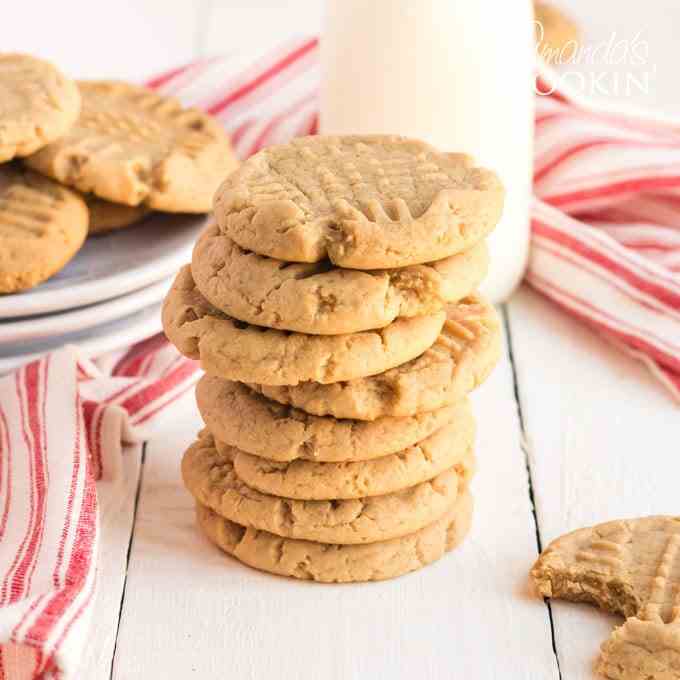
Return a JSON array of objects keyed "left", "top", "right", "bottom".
[
  {"left": 109, "top": 326, "right": 559, "bottom": 680},
  {"left": 507, "top": 286, "right": 680, "bottom": 680}
]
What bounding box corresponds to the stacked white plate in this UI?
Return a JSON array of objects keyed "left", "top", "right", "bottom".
[{"left": 0, "top": 212, "right": 208, "bottom": 373}]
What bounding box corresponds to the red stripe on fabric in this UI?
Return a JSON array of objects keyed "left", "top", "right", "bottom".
[
  {"left": 207, "top": 38, "right": 318, "bottom": 116},
  {"left": 292, "top": 109, "right": 318, "bottom": 139},
  {"left": 535, "top": 78, "right": 569, "bottom": 102},
  {"left": 606, "top": 240, "right": 680, "bottom": 252},
  {"left": 527, "top": 272, "right": 680, "bottom": 374},
  {"left": 535, "top": 206, "right": 680, "bottom": 285},
  {"left": 75, "top": 360, "right": 98, "bottom": 381},
  {"left": 113, "top": 334, "right": 167, "bottom": 377},
  {"left": 230, "top": 119, "right": 255, "bottom": 145},
  {"left": 544, "top": 163, "right": 680, "bottom": 196},
  {"left": 0, "top": 407, "right": 11, "bottom": 543},
  {"left": 533, "top": 219, "right": 680, "bottom": 311},
  {"left": 547, "top": 175, "right": 680, "bottom": 208},
  {"left": 145, "top": 62, "right": 193, "bottom": 89},
  {"left": 23, "top": 358, "right": 51, "bottom": 600},
  {"left": 52, "top": 382, "right": 83, "bottom": 588},
  {"left": 1, "top": 369, "right": 37, "bottom": 605},
  {"left": 131, "top": 376, "right": 198, "bottom": 426},
  {"left": 535, "top": 110, "right": 567, "bottom": 127},
  {"left": 120, "top": 359, "right": 197, "bottom": 417},
  {"left": 535, "top": 232, "right": 675, "bottom": 304},
  {"left": 248, "top": 111, "right": 296, "bottom": 158},
  {"left": 92, "top": 406, "right": 106, "bottom": 481},
  {"left": 534, "top": 138, "right": 680, "bottom": 184},
  {"left": 22, "top": 417, "right": 97, "bottom": 666},
  {"left": 534, "top": 237, "right": 680, "bottom": 329},
  {"left": 247, "top": 92, "right": 316, "bottom": 157},
  {"left": 40, "top": 558, "right": 97, "bottom": 680},
  {"left": 98, "top": 382, "right": 137, "bottom": 409},
  {"left": 9, "top": 361, "right": 49, "bottom": 620},
  {"left": 535, "top": 96, "right": 680, "bottom": 141},
  {"left": 154, "top": 58, "right": 218, "bottom": 98},
  {"left": 111, "top": 348, "right": 145, "bottom": 378},
  {"left": 219, "top": 50, "right": 318, "bottom": 139}
]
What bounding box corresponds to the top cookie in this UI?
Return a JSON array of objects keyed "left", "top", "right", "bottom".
[
  {"left": 0, "top": 54, "right": 81, "bottom": 163},
  {"left": 0, "top": 164, "right": 88, "bottom": 293},
  {"left": 25, "top": 81, "right": 239, "bottom": 212},
  {"left": 214, "top": 135, "right": 504, "bottom": 269}
]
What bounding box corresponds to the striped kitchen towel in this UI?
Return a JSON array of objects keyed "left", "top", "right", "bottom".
[
  {"left": 0, "top": 341, "right": 198, "bottom": 679},
  {"left": 2, "top": 32, "right": 680, "bottom": 680}
]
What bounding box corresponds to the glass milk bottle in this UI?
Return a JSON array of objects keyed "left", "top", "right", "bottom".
[{"left": 320, "top": 0, "right": 535, "bottom": 302}]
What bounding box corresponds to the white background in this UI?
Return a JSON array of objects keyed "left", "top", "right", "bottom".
[{"left": 4, "top": 2, "right": 680, "bottom": 679}]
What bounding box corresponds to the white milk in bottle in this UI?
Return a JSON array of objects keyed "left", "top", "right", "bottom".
[{"left": 320, "top": 0, "right": 535, "bottom": 302}]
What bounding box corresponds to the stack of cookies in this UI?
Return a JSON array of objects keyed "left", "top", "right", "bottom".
[
  {"left": 0, "top": 52, "right": 237, "bottom": 294},
  {"left": 162, "top": 135, "right": 504, "bottom": 583}
]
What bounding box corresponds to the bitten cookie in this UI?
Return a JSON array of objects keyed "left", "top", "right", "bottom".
[
  {"left": 226, "top": 420, "right": 475, "bottom": 500},
  {"left": 532, "top": 516, "right": 680, "bottom": 680},
  {"left": 191, "top": 221, "right": 488, "bottom": 334},
  {"left": 182, "top": 433, "right": 465, "bottom": 545},
  {"left": 0, "top": 53, "right": 80, "bottom": 162},
  {"left": 196, "top": 376, "right": 468, "bottom": 463},
  {"left": 251, "top": 294, "right": 501, "bottom": 419},
  {"left": 25, "top": 80, "right": 238, "bottom": 212},
  {"left": 214, "top": 135, "right": 504, "bottom": 268},
  {"left": 162, "top": 265, "right": 446, "bottom": 385},
  {"left": 196, "top": 489, "right": 473, "bottom": 583},
  {"left": 0, "top": 165, "right": 88, "bottom": 293},
  {"left": 532, "top": 516, "right": 680, "bottom": 619}
]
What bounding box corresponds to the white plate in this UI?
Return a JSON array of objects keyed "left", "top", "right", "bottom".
[
  {"left": 0, "top": 302, "right": 163, "bottom": 374},
  {"left": 0, "top": 277, "right": 172, "bottom": 346},
  {"left": 0, "top": 212, "right": 206, "bottom": 319}
]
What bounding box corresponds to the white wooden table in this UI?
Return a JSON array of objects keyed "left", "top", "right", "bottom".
[{"left": 5, "top": 2, "right": 679, "bottom": 678}]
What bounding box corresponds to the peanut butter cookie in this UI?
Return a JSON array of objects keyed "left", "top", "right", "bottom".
[
  {"left": 0, "top": 53, "right": 80, "bottom": 162},
  {"left": 0, "top": 165, "right": 88, "bottom": 293},
  {"left": 196, "top": 376, "right": 468, "bottom": 463},
  {"left": 191, "top": 221, "right": 488, "bottom": 334},
  {"left": 214, "top": 135, "right": 503, "bottom": 268},
  {"left": 226, "top": 420, "right": 475, "bottom": 500},
  {"left": 162, "top": 265, "right": 446, "bottom": 385},
  {"left": 532, "top": 516, "right": 680, "bottom": 680},
  {"left": 196, "top": 489, "right": 473, "bottom": 583},
  {"left": 251, "top": 294, "right": 501, "bottom": 419},
  {"left": 26, "top": 81, "right": 238, "bottom": 212},
  {"left": 182, "top": 433, "right": 465, "bottom": 545}
]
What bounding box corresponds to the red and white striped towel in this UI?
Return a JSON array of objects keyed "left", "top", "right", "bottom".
[
  {"left": 2, "top": 35, "right": 680, "bottom": 680},
  {"left": 0, "top": 341, "right": 198, "bottom": 679}
]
